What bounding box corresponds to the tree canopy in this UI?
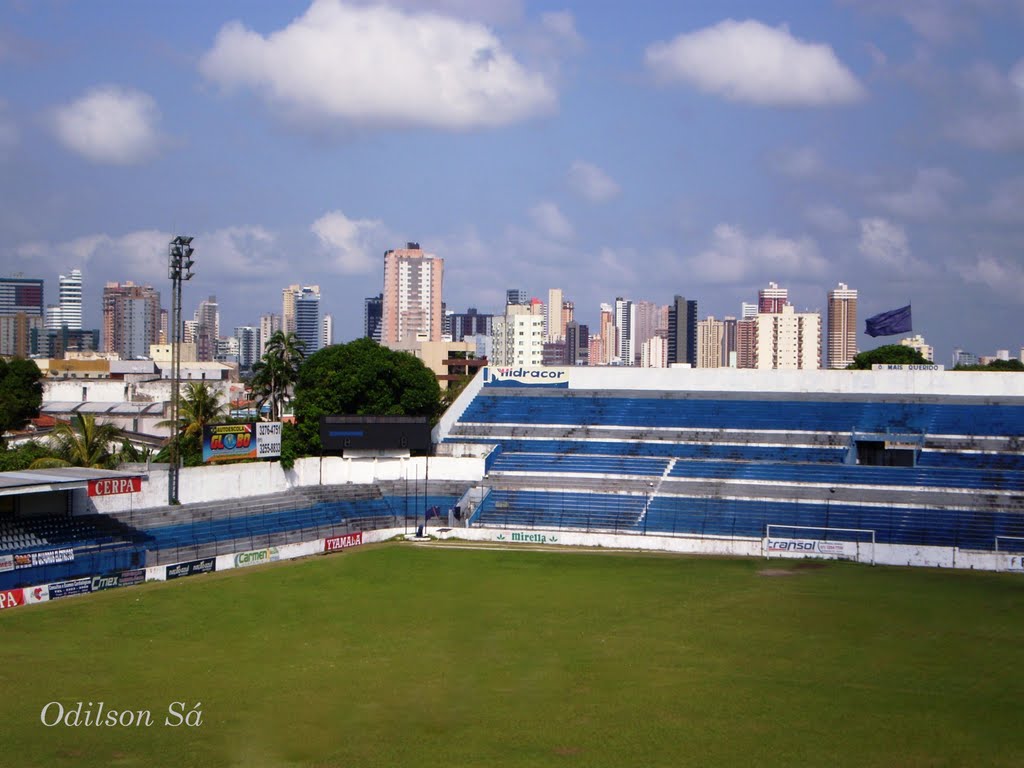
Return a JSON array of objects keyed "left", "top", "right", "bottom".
[
  {"left": 250, "top": 331, "right": 305, "bottom": 421},
  {"left": 0, "top": 358, "right": 43, "bottom": 439},
  {"left": 954, "top": 359, "right": 1024, "bottom": 372},
  {"left": 41, "top": 413, "right": 124, "bottom": 469},
  {"left": 847, "top": 345, "right": 932, "bottom": 369},
  {"left": 292, "top": 338, "right": 440, "bottom": 454}
]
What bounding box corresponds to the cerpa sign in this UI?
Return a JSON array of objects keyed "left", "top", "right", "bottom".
[{"left": 87, "top": 477, "right": 142, "bottom": 497}]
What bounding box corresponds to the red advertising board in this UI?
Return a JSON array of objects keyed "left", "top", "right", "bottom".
[
  {"left": 324, "top": 532, "right": 363, "bottom": 552},
  {"left": 0, "top": 588, "right": 25, "bottom": 611},
  {"left": 87, "top": 476, "right": 142, "bottom": 497}
]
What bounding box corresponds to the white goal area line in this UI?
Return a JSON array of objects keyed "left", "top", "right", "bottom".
[{"left": 764, "top": 525, "right": 876, "bottom": 566}]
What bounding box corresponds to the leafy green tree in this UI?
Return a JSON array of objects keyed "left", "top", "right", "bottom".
[
  {"left": 0, "top": 358, "right": 44, "bottom": 440},
  {"left": 0, "top": 441, "right": 54, "bottom": 471},
  {"left": 954, "top": 359, "right": 1024, "bottom": 372},
  {"left": 847, "top": 344, "right": 932, "bottom": 369},
  {"left": 292, "top": 338, "right": 440, "bottom": 454},
  {"left": 250, "top": 331, "right": 306, "bottom": 421},
  {"left": 40, "top": 413, "right": 124, "bottom": 468},
  {"left": 157, "top": 381, "right": 229, "bottom": 467}
]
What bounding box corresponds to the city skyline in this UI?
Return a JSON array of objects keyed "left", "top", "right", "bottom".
[{"left": 2, "top": 2, "right": 1022, "bottom": 364}]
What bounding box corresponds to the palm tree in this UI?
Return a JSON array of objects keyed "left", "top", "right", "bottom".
[
  {"left": 36, "top": 413, "right": 124, "bottom": 469},
  {"left": 250, "top": 331, "right": 305, "bottom": 421},
  {"left": 159, "top": 381, "right": 228, "bottom": 438}
]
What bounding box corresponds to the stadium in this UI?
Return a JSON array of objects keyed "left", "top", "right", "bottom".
[{"left": 2, "top": 365, "right": 1024, "bottom": 766}]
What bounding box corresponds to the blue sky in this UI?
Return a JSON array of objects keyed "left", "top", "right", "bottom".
[{"left": 2, "top": 0, "right": 1023, "bottom": 364}]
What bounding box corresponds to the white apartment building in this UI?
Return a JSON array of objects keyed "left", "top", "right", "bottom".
[
  {"left": 491, "top": 306, "right": 544, "bottom": 367},
  {"left": 753, "top": 305, "right": 821, "bottom": 370}
]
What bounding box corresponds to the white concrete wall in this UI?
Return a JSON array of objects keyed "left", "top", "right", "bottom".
[
  {"left": 88, "top": 455, "right": 486, "bottom": 513},
  {"left": 474, "top": 366, "right": 1024, "bottom": 398}
]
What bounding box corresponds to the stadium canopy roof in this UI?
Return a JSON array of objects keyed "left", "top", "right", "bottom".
[{"left": 0, "top": 468, "right": 145, "bottom": 498}]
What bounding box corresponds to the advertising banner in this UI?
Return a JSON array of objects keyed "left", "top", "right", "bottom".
[
  {"left": 13, "top": 548, "right": 75, "bottom": 569},
  {"left": 765, "top": 538, "right": 858, "bottom": 560},
  {"left": 48, "top": 578, "right": 92, "bottom": 600},
  {"left": 0, "top": 554, "right": 13, "bottom": 573},
  {"left": 0, "top": 588, "right": 24, "bottom": 610},
  {"left": 202, "top": 423, "right": 256, "bottom": 463},
  {"left": 165, "top": 558, "right": 217, "bottom": 580},
  {"left": 90, "top": 568, "right": 145, "bottom": 591},
  {"left": 324, "top": 532, "right": 363, "bottom": 553},
  {"left": 87, "top": 476, "right": 142, "bottom": 497},
  {"left": 256, "top": 422, "right": 282, "bottom": 459},
  {"left": 482, "top": 367, "right": 569, "bottom": 388},
  {"left": 234, "top": 547, "right": 280, "bottom": 568},
  {"left": 25, "top": 585, "right": 49, "bottom": 604}
]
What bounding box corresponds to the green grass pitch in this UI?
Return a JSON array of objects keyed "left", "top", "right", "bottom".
[{"left": 1, "top": 542, "right": 1023, "bottom": 767}]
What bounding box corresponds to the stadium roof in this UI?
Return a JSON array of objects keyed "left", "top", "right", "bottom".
[{"left": 0, "top": 467, "right": 145, "bottom": 497}]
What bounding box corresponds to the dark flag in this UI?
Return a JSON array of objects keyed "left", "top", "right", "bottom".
[
  {"left": 865, "top": 305, "right": 912, "bottom": 337},
  {"left": 425, "top": 505, "right": 441, "bottom": 521}
]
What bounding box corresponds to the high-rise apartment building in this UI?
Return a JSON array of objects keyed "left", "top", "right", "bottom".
[
  {"left": 736, "top": 318, "right": 756, "bottom": 368},
  {"left": 59, "top": 268, "right": 82, "bottom": 330},
  {"left": 259, "top": 314, "right": 281, "bottom": 357},
  {"left": 614, "top": 297, "right": 633, "bottom": 366},
  {"left": 506, "top": 288, "right": 528, "bottom": 307},
  {"left": 667, "top": 295, "right": 698, "bottom": 367},
  {"left": 294, "top": 286, "right": 322, "bottom": 354},
  {"left": 900, "top": 334, "right": 934, "bottom": 362},
  {"left": 282, "top": 284, "right": 300, "bottom": 335},
  {"left": 565, "top": 321, "right": 589, "bottom": 366},
  {"left": 450, "top": 308, "right": 493, "bottom": 342},
  {"left": 194, "top": 295, "right": 219, "bottom": 362},
  {"left": 321, "top": 313, "right": 334, "bottom": 349},
  {"left": 598, "top": 303, "right": 616, "bottom": 366},
  {"left": 721, "top": 316, "right": 738, "bottom": 367},
  {"left": 826, "top": 282, "right": 858, "bottom": 369},
  {"left": 545, "top": 288, "right": 565, "bottom": 342},
  {"left": 235, "top": 326, "right": 259, "bottom": 370},
  {"left": 752, "top": 305, "right": 821, "bottom": 369},
  {"left": 640, "top": 335, "right": 667, "bottom": 368},
  {"left": 102, "top": 282, "right": 161, "bottom": 359},
  {"left": 491, "top": 305, "right": 544, "bottom": 367},
  {"left": 363, "top": 294, "right": 383, "bottom": 342},
  {"left": 0, "top": 313, "right": 43, "bottom": 357},
  {"left": 697, "top": 316, "right": 725, "bottom": 368},
  {"left": 633, "top": 301, "right": 663, "bottom": 366},
  {"left": 381, "top": 243, "right": 444, "bottom": 344},
  {"left": 758, "top": 281, "right": 789, "bottom": 313},
  {"left": 0, "top": 276, "right": 44, "bottom": 318}
]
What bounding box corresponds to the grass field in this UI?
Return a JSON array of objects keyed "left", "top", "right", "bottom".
[{"left": 2, "top": 542, "right": 1023, "bottom": 767}]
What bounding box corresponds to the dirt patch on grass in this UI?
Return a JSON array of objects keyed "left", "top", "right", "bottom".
[{"left": 759, "top": 561, "right": 827, "bottom": 577}]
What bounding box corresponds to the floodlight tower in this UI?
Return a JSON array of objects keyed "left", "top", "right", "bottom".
[{"left": 167, "top": 235, "right": 195, "bottom": 505}]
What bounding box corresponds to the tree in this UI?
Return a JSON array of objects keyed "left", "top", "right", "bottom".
[
  {"left": 954, "top": 359, "right": 1024, "bottom": 372},
  {"left": 250, "top": 331, "right": 306, "bottom": 421},
  {"left": 157, "top": 381, "right": 229, "bottom": 467},
  {"left": 41, "top": 413, "right": 124, "bottom": 469},
  {"left": 0, "top": 358, "right": 43, "bottom": 440},
  {"left": 847, "top": 344, "right": 932, "bottom": 369},
  {"left": 292, "top": 338, "right": 440, "bottom": 454}
]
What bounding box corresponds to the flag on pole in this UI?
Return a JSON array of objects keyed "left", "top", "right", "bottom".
[{"left": 865, "top": 305, "right": 912, "bottom": 337}]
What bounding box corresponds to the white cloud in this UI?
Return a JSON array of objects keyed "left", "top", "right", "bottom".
[
  {"left": 982, "top": 176, "right": 1024, "bottom": 221},
  {"left": 804, "top": 204, "right": 853, "bottom": 233},
  {"left": 199, "top": 0, "right": 556, "bottom": 130},
  {"left": 540, "top": 11, "right": 583, "bottom": 52},
  {"left": 877, "top": 167, "right": 961, "bottom": 219},
  {"left": 529, "top": 201, "right": 574, "bottom": 240},
  {"left": 685, "top": 224, "right": 825, "bottom": 283},
  {"left": 952, "top": 253, "right": 1024, "bottom": 298},
  {"left": 947, "top": 57, "right": 1024, "bottom": 151},
  {"left": 645, "top": 19, "right": 865, "bottom": 106},
  {"left": 857, "top": 217, "right": 928, "bottom": 273},
  {"left": 567, "top": 161, "right": 620, "bottom": 202},
  {"left": 770, "top": 146, "right": 825, "bottom": 178},
  {"left": 311, "top": 210, "right": 385, "bottom": 274},
  {"left": 51, "top": 86, "right": 163, "bottom": 165}
]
